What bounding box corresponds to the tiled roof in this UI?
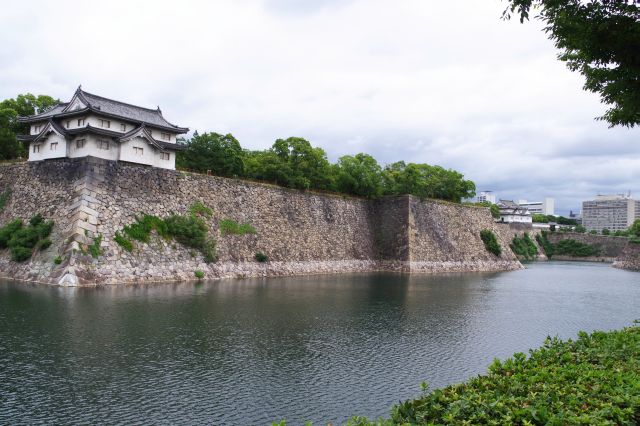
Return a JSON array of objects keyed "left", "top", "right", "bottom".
[
  {"left": 18, "top": 86, "right": 188, "bottom": 133},
  {"left": 79, "top": 89, "right": 187, "bottom": 132}
]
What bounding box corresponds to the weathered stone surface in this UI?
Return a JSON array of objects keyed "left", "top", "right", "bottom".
[{"left": 0, "top": 157, "right": 524, "bottom": 286}]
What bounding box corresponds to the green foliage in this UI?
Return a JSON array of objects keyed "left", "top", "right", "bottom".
[
  {"left": 245, "top": 137, "right": 334, "bottom": 190},
  {"left": 480, "top": 229, "right": 501, "bottom": 256},
  {"left": 54, "top": 255, "right": 62, "bottom": 265},
  {"left": 375, "top": 325, "right": 640, "bottom": 425},
  {"left": 589, "top": 229, "right": 598, "bottom": 235},
  {"left": 116, "top": 205, "right": 217, "bottom": 263},
  {"left": 219, "top": 219, "right": 257, "bottom": 236},
  {"left": 532, "top": 213, "right": 549, "bottom": 223},
  {"left": 194, "top": 270, "right": 205, "bottom": 279},
  {"left": 613, "top": 229, "right": 629, "bottom": 237},
  {"left": 177, "top": 132, "right": 476, "bottom": 203},
  {"left": 554, "top": 239, "right": 600, "bottom": 257},
  {"left": 123, "top": 214, "right": 169, "bottom": 242},
  {"left": 490, "top": 203, "right": 500, "bottom": 219},
  {"left": 510, "top": 233, "right": 538, "bottom": 260},
  {"left": 334, "top": 153, "right": 384, "bottom": 198},
  {"left": 254, "top": 251, "right": 268, "bottom": 262},
  {"left": 0, "top": 214, "right": 54, "bottom": 262},
  {"left": 574, "top": 224, "right": 587, "bottom": 233},
  {"left": 629, "top": 237, "right": 640, "bottom": 245},
  {"left": 629, "top": 219, "right": 640, "bottom": 237},
  {"left": 114, "top": 231, "right": 133, "bottom": 252},
  {"left": 601, "top": 228, "right": 611, "bottom": 235},
  {"left": 536, "top": 232, "right": 554, "bottom": 258},
  {"left": 0, "top": 219, "right": 23, "bottom": 248},
  {"left": 0, "top": 189, "right": 11, "bottom": 212},
  {"left": 503, "top": 0, "right": 640, "bottom": 127},
  {"left": 88, "top": 234, "right": 103, "bottom": 258},
  {"left": 176, "top": 132, "right": 245, "bottom": 177},
  {"left": 0, "top": 94, "right": 58, "bottom": 159},
  {"left": 382, "top": 161, "right": 476, "bottom": 202},
  {"left": 188, "top": 201, "right": 213, "bottom": 218}
]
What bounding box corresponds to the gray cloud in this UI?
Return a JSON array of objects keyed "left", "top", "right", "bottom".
[{"left": 1, "top": 0, "right": 637, "bottom": 216}]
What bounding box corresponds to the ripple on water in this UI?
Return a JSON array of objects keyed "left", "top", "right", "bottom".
[{"left": 1, "top": 262, "right": 639, "bottom": 425}]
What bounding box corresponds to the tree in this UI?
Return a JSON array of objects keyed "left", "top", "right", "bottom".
[
  {"left": 601, "top": 228, "right": 611, "bottom": 235},
  {"left": 246, "top": 137, "right": 333, "bottom": 190},
  {"left": 503, "top": 0, "right": 640, "bottom": 127},
  {"left": 0, "top": 93, "right": 57, "bottom": 159},
  {"left": 532, "top": 214, "right": 549, "bottom": 223},
  {"left": 574, "top": 224, "right": 587, "bottom": 233},
  {"left": 382, "top": 161, "right": 476, "bottom": 202},
  {"left": 629, "top": 218, "right": 640, "bottom": 237},
  {"left": 176, "top": 132, "right": 244, "bottom": 177},
  {"left": 333, "top": 153, "right": 383, "bottom": 198}
]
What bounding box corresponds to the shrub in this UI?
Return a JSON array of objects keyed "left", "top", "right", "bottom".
[
  {"left": 554, "top": 239, "right": 600, "bottom": 257},
  {"left": 188, "top": 201, "right": 213, "bottom": 218},
  {"left": 0, "top": 215, "right": 54, "bottom": 262},
  {"left": 376, "top": 325, "right": 640, "bottom": 425},
  {"left": 54, "top": 256, "right": 62, "bottom": 265},
  {"left": 575, "top": 224, "right": 587, "bottom": 233},
  {"left": 536, "top": 232, "right": 554, "bottom": 258},
  {"left": 602, "top": 228, "right": 611, "bottom": 235},
  {"left": 115, "top": 211, "right": 218, "bottom": 263},
  {"left": 510, "top": 233, "right": 538, "bottom": 260},
  {"left": 0, "top": 219, "right": 23, "bottom": 248},
  {"left": 165, "top": 214, "right": 208, "bottom": 249},
  {"left": 254, "top": 251, "right": 268, "bottom": 262},
  {"left": 480, "top": 229, "right": 501, "bottom": 256},
  {"left": 219, "top": 219, "right": 257, "bottom": 236},
  {"left": 589, "top": 229, "right": 598, "bottom": 235},
  {"left": 194, "top": 269, "right": 205, "bottom": 279},
  {"left": 10, "top": 246, "right": 32, "bottom": 262},
  {"left": 114, "top": 231, "right": 133, "bottom": 252},
  {"left": 88, "top": 234, "right": 103, "bottom": 258},
  {"left": 123, "top": 214, "right": 168, "bottom": 242}
]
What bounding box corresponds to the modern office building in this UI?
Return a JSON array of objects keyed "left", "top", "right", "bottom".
[
  {"left": 477, "top": 191, "right": 496, "bottom": 204},
  {"left": 517, "top": 198, "right": 555, "bottom": 216},
  {"left": 582, "top": 194, "right": 640, "bottom": 232}
]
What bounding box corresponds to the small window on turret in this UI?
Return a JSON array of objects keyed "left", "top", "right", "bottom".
[
  {"left": 77, "top": 118, "right": 85, "bottom": 126},
  {"left": 121, "top": 123, "right": 126, "bottom": 132},
  {"left": 160, "top": 152, "right": 170, "bottom": 161},
  {"left": 161, "top": 133, "right": 170, "bottom": 141},
  {"left": 66, "top": 121, "right": 70, "bottom": 128},
  {"left": 76, "top": 139, "right": 85, "bottom": 149},
  {"left": 33, "top": 144, "right": 41, "bottom": 153},
  {"left": 50, "top": 142, "right": 58, "bottom": 151},
  {"left": 99, "top": 119, "right": 111, "bottom": 129},
  {"left": 34, "top": 125, "right": 41, "bottom": 133}
]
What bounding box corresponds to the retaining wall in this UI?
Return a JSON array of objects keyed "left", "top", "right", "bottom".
[{"left": 0, "top": 158, "right": 522, "bottom": 285}]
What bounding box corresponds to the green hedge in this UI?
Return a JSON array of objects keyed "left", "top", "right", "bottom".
[{"left": 346, "top": 325, "right": 640, "bottom": 425}]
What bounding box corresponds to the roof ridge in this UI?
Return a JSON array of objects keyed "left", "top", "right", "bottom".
[{"left": 80, "top": 89, "right": 164, "bottom": 114}]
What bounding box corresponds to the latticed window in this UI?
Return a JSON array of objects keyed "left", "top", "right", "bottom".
[
  {"left": 161, "top": 152, "right": 170, "bottom": 161},
  {"left": 133, "top": 147, "right": 144, "bottom": 156}
]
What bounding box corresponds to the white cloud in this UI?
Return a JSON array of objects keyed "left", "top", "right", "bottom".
[{"left": 1, "top": 0, "right": 637, "bottom": 214}]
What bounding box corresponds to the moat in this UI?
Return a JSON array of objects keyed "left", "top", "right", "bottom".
[{"left": 1, "top": 261, "right": 638, "bottom": 425}]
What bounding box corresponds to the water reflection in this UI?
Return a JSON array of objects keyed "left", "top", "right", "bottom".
[{"left": 1, "top": 262, "right": 638, "bottom": 425}]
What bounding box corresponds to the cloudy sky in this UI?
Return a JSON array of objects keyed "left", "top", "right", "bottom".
[{"left": 1, "top": 0, "right": 637, "bottom": 214}]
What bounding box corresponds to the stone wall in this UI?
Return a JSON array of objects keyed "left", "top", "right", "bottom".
[
  {"left": 0, "top": 158, "right": 522, "bottom": 285},
  {"left": 613, "top": 243, "right": 640, "bottom": 271},
  {"left": 546, "top": 232, "right": 628, "bottom": 261}
]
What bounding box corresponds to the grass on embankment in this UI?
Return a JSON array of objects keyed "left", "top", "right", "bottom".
[{"left": 343, "top": 324, "right": 640, "bottom": 425}]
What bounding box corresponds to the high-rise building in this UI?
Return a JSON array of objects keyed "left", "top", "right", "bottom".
[
  {"left": 517, "top": 198, "right": 555, "bottom": 216},
  {"left": 582, "top": 194, "right": 640, "bottom": 232},
  {"left": 477, "top": 191, "right": 496, "bottom": 204}
]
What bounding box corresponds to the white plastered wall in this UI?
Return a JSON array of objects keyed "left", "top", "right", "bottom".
[{"left": 28, "top": 133, "right": 67, "bottom": 161}]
